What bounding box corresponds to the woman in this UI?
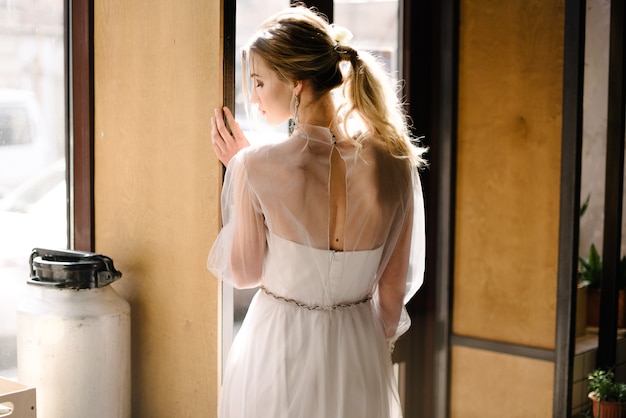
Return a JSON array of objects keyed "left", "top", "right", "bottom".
[{"left": 208, "top": 5, "right": 426, "bottom": 417}]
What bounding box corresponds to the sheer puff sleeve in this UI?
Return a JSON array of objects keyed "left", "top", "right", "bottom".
[
  {"left": 207, "top": 149, "right": 266, "bottom": 289},
  {"left": 374, "top": 169, "right": 426, "bottom": 343}
]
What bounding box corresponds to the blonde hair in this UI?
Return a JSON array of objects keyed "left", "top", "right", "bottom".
[{"left": 242, "top": 5, "right": 427, "bottom": 168}]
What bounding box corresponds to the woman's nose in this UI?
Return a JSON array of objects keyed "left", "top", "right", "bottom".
[{"left": 250, "top": 89, "right": 259, "bottom": 104}]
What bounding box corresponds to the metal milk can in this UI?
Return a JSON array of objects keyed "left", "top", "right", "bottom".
[{"left": 16, "top": 248, "right": 131, "bottom": 418}]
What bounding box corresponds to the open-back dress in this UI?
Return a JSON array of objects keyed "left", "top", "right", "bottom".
[{"left": 208, "top": 124, "right": 425, "bottom": 418}]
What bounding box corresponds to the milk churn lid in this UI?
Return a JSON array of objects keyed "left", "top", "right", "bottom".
[{"left": 28, "top": 248, "right": 122, "bottom": 289}]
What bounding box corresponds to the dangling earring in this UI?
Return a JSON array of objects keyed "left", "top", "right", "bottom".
[
  {"left": 289, "top": 93, "right": 300, "bottom": 135},
  {"left": 293, "top": 94, "right": 300, "bottom": 127}
]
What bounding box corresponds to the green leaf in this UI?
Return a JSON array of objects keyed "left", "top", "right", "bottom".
[
  {"left": 579, "top": 244, "right": 603, "bottom": 288},
  {"left": 580, "top": 194, "right": 591, "bottom": 217}
]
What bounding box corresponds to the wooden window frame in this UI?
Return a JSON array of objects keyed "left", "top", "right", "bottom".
[{"left": 71, "top": 0, "right": 95, "bottom": 251}]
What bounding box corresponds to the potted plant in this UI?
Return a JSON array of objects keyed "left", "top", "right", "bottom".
[
  {"left": 579, "top": 244, "right": 626, "bottom": 328},
  {"left": 588, "top": 368, "right": 626, "bottom": 417}
]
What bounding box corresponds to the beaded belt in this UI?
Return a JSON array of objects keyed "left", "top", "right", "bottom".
[{"left": 260, "top": 285, "right": 371, "bottom": 311}]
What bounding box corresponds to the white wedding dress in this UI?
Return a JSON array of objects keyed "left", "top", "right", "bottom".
[{"left": 208, "top": 125, "right": 425, "bottom": 418}]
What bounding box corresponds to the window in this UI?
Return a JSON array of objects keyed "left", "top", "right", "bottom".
[
  {"left": 334, "top": 0, "right": 400, "bottom": 79},
  {"left": 0, "top": 0, "right": 68, "bottom": 379}
]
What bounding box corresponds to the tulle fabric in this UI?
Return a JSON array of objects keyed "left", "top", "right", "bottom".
[{"left": 207, "top": 124, "right": 425, "bottom": 417}]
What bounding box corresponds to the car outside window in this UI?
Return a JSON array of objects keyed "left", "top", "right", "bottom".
[{"left": 0, "top": 1, "right": 68, "bottom": 379}]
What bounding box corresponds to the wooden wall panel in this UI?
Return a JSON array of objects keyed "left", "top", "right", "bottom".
[
  {"left": 450, "top": 346, "right": 554, "bottom": 417},
  {"left": 453, "top": 0, "right": 565, "bottom": 349},
  {"left": 94, "top": 0, "right": 223, "bottom": 416}
]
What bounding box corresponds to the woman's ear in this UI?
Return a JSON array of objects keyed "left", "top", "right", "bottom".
[{"left": 293, "top": 80, "right": 303, "bottom": 97}]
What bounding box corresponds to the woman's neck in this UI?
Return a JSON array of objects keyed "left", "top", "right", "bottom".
[{"left": 298, "top": 91, "right": 336, "bottom": 128}]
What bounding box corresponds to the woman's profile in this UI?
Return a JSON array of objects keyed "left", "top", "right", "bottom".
[{"left": 208, "top": 4, "right": 426, "bottom": 417}]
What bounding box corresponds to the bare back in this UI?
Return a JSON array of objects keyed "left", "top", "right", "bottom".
[{"left": 329, "top": 147, "right": 347, "bottom": 250}]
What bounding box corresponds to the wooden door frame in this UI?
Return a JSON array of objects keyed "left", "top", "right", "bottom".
[
  {"left": 396, "top": 1, "right": 458, "bottom": 417},
  {"left": 71, "top": 0, "right": 95, "bottom": 251}
]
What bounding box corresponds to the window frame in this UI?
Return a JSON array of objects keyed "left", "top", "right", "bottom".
[{"left": 70, "top": 0, "right": 95, "bottom": 251}]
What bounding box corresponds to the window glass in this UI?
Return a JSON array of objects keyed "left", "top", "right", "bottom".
[
  {"left": 0, "top": 1, "right": 68, "bottom": 379},
  {"left": 334, "top": 0, "right": 400, "bottom": 79}
]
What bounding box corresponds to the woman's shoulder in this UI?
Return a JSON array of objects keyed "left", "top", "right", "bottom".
[
  {"left": 235, "top": 140, "right": 295, "bottom": 183},
  {"left": 235, "top": 136, "right": 280, "bottom": 159},
  {"left": 358, "top": 134, "right": 412, "bottom": 186},
  {"left": 359, "top": 134, "right": 407, "bottom": 165}
]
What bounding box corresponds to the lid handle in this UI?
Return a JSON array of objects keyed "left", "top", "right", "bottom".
[{"left": 29, "top": 248, "right": 122, "bottom": 288}]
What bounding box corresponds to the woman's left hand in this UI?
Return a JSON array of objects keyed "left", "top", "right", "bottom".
[{"left": 211, "top": 106, "right": 250, "bottom": 166}]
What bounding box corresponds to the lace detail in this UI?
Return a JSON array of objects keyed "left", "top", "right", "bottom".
[{"left": 260, "top": 285, "right": 371, "bottom": 311}]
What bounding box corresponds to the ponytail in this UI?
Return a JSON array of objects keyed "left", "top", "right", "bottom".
[{"left": 336, "top": 45, "right": 427, "bottom": 168}]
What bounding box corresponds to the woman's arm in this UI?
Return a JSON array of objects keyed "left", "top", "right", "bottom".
[
  {"left": 229, "top": 167, "right": 266, "bottom": 288},
  {"left": 377, "top": 200, "right": 413, "bottom": 338}
]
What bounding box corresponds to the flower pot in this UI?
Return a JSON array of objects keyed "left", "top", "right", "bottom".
[
  {"left": 589, "top": 392, "right": 626, "bottom": 418},
  {"left": 587, "top": 289, "right": 626, "bottom": 329}
]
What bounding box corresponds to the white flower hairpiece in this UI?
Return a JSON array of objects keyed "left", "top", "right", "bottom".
[{"left": 328, "top": 24, "right": 353, "bottom": 46}]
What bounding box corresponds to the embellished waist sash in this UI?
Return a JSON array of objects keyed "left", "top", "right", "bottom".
[{"left": 260, "top": 285, "right": 371, "bottom": 311}]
